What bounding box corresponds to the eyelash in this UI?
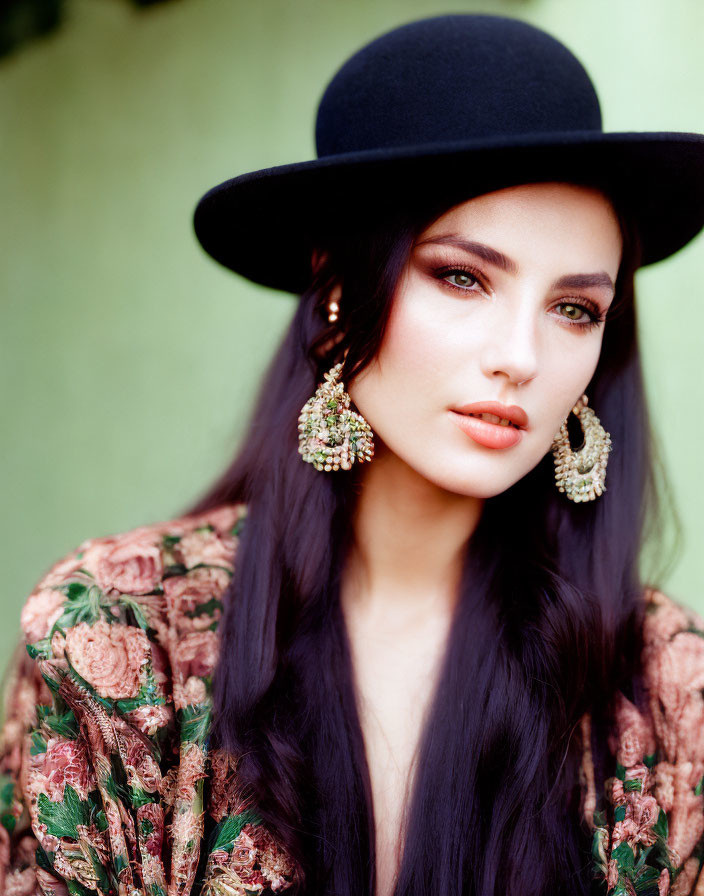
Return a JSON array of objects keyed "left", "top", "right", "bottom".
[{"left": 433, "top": 265, "right": 608, "bottom": 331}]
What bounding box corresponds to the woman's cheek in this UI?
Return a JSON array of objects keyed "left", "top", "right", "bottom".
[
  {"left": 384, "top": 301, "right": 451, "bottom": 384},
  {"left": 349, "top": 305, "right": 448, "bottom": 444}
]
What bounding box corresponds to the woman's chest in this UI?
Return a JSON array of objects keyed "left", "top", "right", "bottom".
[
  {"left": 344, "top": 608, "right": 454, "bottom": 896},
  {"left": 355, "top": 668, "right": 433, "bottom": 896}
]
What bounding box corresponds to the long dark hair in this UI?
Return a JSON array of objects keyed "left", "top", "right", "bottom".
[{"left": 186, "top": 183, "right": 678, "bottom": 895}]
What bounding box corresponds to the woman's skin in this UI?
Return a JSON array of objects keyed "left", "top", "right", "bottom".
[{"left": 331, "top": 182, "right": 623, "bottom": 896}]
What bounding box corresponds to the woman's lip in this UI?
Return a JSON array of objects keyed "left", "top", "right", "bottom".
[
  {"left": 449, "top": 410, "right": 524, "bottom": 449},
  {"left": 453, "top": 401, "right": 529, "bottom": 429}
]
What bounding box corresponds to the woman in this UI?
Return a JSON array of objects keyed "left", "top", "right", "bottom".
[{"left": 2, "top": 13, "right": 704, "bottom": 896}]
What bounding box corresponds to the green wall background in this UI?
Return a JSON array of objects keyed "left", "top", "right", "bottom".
[{"left": 2, "top": 0, "right": 703, "bottom": 664}]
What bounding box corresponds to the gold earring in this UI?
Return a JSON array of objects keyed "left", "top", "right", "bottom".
[
  {"left": 551, "top": 394, "right": 612, "bottom": 502},
  {"left": 297, "top": 361, "right": 375, "bottom": 471}
]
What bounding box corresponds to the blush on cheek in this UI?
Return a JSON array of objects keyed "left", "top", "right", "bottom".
[{"left": 382, "top": 290, "right": 452, "bottom": 377}]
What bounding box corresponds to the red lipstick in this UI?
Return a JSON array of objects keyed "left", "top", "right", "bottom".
[{"left": 449, "top": 401, "right": 528, "bottom": 449}]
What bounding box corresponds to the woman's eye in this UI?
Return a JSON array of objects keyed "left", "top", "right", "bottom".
[
  {"left": 444, "top": 271, "right": 479, "bottom": 289},
  {"left": 558, "top": 303, "right": 590, "bottom": 322}
]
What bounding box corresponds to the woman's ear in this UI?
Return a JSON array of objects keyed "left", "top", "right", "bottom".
[
  {"left": 311, "top": 248, "right": 328, "bottom": 278},
  {"left": 310, "top": 248, "right": 342, "bottom": 307},
  {"left": 310, "top": 249, "right": 346, "bottom": 358},
  {"left": 313, "top": 280, "right": 346, "bottom": 361},
  {"left": 327, "top": 281, "right": 342, "bottom": 310}
]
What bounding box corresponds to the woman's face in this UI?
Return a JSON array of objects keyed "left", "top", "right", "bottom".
[{"left": 347, "top": 182, "right": 623, "bottom": 498}]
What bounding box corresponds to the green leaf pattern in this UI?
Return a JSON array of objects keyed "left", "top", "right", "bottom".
[
  {"left": 2, "top": 510, "right": 703, "bottom": 894},
  {"left": 0, "top": 502, "right": 301, "bottom": 895},
  {"left": 586, "top": 589, "right": 704, "bottom": 894}
]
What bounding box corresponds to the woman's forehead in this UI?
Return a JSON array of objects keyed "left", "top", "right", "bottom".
[
  {"left": 426, "top": 182, "right": 616, "bottom": 226},
  {"left": 419, "top": 183, "right": 622, "bottom": 259}
]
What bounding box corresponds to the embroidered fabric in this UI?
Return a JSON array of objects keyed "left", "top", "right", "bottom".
[{"left": 0, "top": 503, "right": 702, "bottom": 895}]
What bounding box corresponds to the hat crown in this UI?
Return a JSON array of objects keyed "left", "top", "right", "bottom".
[{"left": 315, "top": 14, "right": 602, "bottom": 158}]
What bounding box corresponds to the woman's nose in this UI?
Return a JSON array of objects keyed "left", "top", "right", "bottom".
[{"left": 479, "top": 303, "right": 540, "bottom": 387}]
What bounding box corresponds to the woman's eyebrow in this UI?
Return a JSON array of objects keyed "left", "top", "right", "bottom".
[
  {"left": 416, "top": 235, "right": 519, "bottom": 273},
  {"left": 416, "top": 234, "right": 615, "bottom": 295},
  {"left": 551, "top": 272, "right": 615, "bottom": 295}
]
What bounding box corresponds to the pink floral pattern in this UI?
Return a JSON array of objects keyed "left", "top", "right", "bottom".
[
  {"left": 0, "top": 504, "right": 703, "bottom": 894},
  {"left": 581, "top": 588, "right": 704, "bottom": 894},
  {"left": 0, "top": 503, "right": 300, "bottom": 896},
  {"left": 65, "top": 619, "right": 149, "bottom": 700}
]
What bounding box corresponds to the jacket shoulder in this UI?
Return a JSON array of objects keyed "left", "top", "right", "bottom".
[
  {"left": 19, "top": 501, "right": 248, "bottom": 664},
  {"left": 642, "top": 585, "right": 704, "bottom": 645}
]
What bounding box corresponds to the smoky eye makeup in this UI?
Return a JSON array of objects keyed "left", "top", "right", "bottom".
[
  {"left": 414, "top": 248, "right": 610, "bottom": 331},
  {"left": 433, "top": 263, "right": 486, "bottom": 292},
  {"left": 414, "top": 244, "right": 495, "bottom": 296},
  {"left": 414, "top": 247, "right": 487, "bottom": 286}
]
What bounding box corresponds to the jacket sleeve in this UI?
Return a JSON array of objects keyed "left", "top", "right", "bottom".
[
  {"left": 0, "top": 502, "right": 299, "bottom": 896},
  {"left": 593, "top": 588, "right": 704, "bottom": 896},
  {"left": 0, "top": 517, "right": 206, "bottom": 896},
  {"left": 639, "top": 589, "right": 704, "bottom": 895},
  {"left": 0, "top": 527, "right": 161, "bottom": 896},
  {"left": 0, "top": 640, "right": 57, "bottom": 895}
]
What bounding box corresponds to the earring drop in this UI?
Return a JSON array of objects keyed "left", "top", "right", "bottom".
[
  {"left": 327, "top": 299, "right": 339, "bottom": 323},
  {"left": 297, "top": 362, "right": 375, "bottom": 471},
  {"left": 551, "top": 394, "right": 612, "bottom": 502}
]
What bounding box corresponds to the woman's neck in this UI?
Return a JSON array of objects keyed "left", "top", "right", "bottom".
[{"left": 341, "top": 445, "right": 484, "bottom": 622}]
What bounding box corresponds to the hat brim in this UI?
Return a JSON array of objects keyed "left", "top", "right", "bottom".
[{"left": 193, "top": 130, "right": 704, "bottom": 293}]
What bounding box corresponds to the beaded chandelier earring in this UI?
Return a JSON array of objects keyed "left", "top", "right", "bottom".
[
  {"left": 551, "top": 394, "right": 612, "bottom": 502},
  {"left": 297, "top": 295, "right": 375, "bottom": 471}
]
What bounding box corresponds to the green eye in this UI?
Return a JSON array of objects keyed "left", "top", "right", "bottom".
[
  {"left": 556, "top": 302, "right": 604, "bottom": 330},
  {"left": 446, "top": 272, "right": 478, "bottom": 288},
  {"left": 560, "top": 303, "right": 585, "bottom": 320}
]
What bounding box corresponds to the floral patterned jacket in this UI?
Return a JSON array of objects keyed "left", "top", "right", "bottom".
[{"left": 1, "top": 501, "right": 703, "bottom": 896}]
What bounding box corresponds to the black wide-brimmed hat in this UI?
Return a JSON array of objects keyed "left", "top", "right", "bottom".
[{"left": 193, "top": 13, "right": 704, "bottom": 294}]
